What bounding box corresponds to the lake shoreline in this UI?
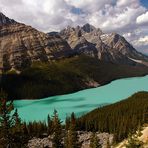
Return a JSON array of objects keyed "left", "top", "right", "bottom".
[
  {"left": 14, "top": 75, "right": 148, "bottom": 122},
  {"left": 14, "top": 73, "right": 148, "bottom": 101}
]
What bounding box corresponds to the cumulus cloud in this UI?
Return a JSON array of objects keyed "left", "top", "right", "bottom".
[
  {"left": 89, "top": 5, "right": 145, "bottom": 32},
  {"left": 139, "top": 36, "right": 148, "bottom": 43},
  {"left": 0, "top": 0, "right": 76, "bottom": 31},
  {"left": 65, "top": 0, "right": 115, "bottom": 13},
  {"left": 136, "top": 11, "right": 148, "bottom": 25},
  {"left": 0, "top": 0, "right": 148, "bottom": 54},
  {"left": 133, "top": 36, "right": 148, "bottom": 47},
  {"left": 117, "top": 0, "right": 140, "bottom": 8},
  {"left": 132, "top": 35, "right": 148, "bottom": 54}
]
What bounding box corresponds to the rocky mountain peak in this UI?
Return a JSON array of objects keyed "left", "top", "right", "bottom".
[
  {"left": 110, "top": 33, "right": 124, "bottom": 42},
  {"left": 82, "top": 23, "right": 96, "bottom": 33},
  {"left": 59, "top": 24, "right": 148, "bottom": 66},
  {"left": 0, "top": 12, "right": 16, "bottom": 25},
  {"left": 0, "top": 13, "right": 72, "bottom": 72},
  {"left": 60, "top": 24, "right": 103, "bottom": 42},
  {"left": 100, "top": 33, "right": 122, "bottom": 45}
]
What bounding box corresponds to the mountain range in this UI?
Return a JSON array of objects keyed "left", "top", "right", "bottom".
[
  {"left": 0, "top": 12, "right": 148, "bottom": 99},
  {"left": 59, "top": 23, "right": 148, "bottom": 65},
  {"left": 0, "top": 12, "right": 148, "bottom": 73}
]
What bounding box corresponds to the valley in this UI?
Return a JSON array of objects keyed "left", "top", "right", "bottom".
[
  {"left": 0, "top": 10, "right": 148, "bottom": 148},
  {"left": 14, "top": 74, "right": 148, "bottom": 122},
  {"left": 1, "top": 55, "right": 148, "bottom": 100}
]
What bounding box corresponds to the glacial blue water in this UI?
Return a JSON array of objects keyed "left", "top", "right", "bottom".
[{"left": 14, "top": 75, "right": 148, "bottom": 122}]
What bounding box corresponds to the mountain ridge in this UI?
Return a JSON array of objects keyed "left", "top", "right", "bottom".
[
  {"left": 0, "top": 13, "right": 148, "bottom": 100},
  {"left": 59, "top": 23, "right": 148, "bottom": 66},
  {"left": 0, "top": 12, "right": 73, "bottom": 72},
  {"left": 0, "top": 12, "right": 148, "bottom": 72},
  {"left": 0, "top": 12, "right": 16, "bottom": 25}
]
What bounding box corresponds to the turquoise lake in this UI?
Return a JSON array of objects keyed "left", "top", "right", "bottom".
[{"left": 14, "top": 75, "right": 148, "bottom": 122}]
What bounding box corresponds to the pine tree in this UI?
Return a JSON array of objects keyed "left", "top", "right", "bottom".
[
  {"left": 90, "top": 133, "right": 101, "bottom": 148},
  {"left": 47, "top": 114, "right": 53, "bottom": 134},
  {"left": 22, "top": 122, "right": 29, "bottom": 142},
  {"left": 52, "top": 110, "right": 63, "bottom": 148},
  {"left": 64, "top": 130, "right": 69, "bottom": 148},
  {"left": 13, "top": 109, "right": 22, "bottom": 131},
  {"left": 12, "top": 109, "right": 27, "bottom": 147},
  {"left": 0, "top": 90, "right": 28, "bottom": 147},
  {"left": 64, "top": 112, "right": 80, "bottom": 148},
  {"left": 65, "top": 116, "right": 70, "bottom": 131},
  {"left": 0, "top": 90, "right": 14, "bottom": 147}
]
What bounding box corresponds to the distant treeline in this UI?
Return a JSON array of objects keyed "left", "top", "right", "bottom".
[
  {"left": 76, "top": 91, "right": 148, "bottom": 142},
  {"left": 1, "top": 55, "right": 148, "bottom": 100}
]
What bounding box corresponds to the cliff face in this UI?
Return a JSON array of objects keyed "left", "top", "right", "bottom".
[
  {"left": 0, "top": 12, "right": 16, "bottom": 25},
  {"left": 60, "top": 24, "right": 148, "bottom": 66},
  {"left": 0, "top": 13, "right": 72, "bottom": 71}
]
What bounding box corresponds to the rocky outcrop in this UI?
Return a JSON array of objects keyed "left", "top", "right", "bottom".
[
  {"left": 28, "top": 137, "right": 52, "bottom": 148},
  {"left": 60, "top": 25, "right": 100, "bottom": 58},
  {"left": 60, "top": 24, "right": 148, "bottom": 66},
  {"left": 28, "top": 131, "right": 113, "bottom": 148},
  {"left": 0, "top": 13, "right": 72, "bottom": 72},
  {"left": 0, "top": 12, "right": 16, "bottom": 25}
]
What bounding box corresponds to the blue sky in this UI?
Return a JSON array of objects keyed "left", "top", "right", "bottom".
[
  {"left": 141, "top": 0, "right": 148, "bottom": 8},
  {"left": 0, "top": 0, "right": 148, "bottom": 54}
]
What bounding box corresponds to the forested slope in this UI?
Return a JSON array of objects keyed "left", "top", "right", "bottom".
[
  {"left": 1, "top": 56, "right": 148, "bottom": 100},
  {"left": 77, "top": 91, "right": 148, "bottom": 142}
]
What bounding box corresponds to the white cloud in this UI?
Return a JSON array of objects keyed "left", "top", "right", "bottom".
[
  {"left": 117, "top": 0, "right": 140, "bottom": 8},
  {"left": 0, "top": 0, "right": 75, "bottom": 31},
  {"left": 129, "top": 35, "right": 148, "bottom": 54},
  {"left": 139, "top": 36, "right": 148, "bottom": 43},
  {"left": 89, "top": 5, "right": 145, "bottom": 32},
  {"left": 65, "top": 0, "right": 114, "bottom": 13},
  {"left": 0, "top": 0, "right": 146, "bottom": 32},
  {"left": 136, "top": 11, "right": 148, "bottom": 25}
]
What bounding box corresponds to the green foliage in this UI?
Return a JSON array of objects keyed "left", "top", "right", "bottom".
[
  {"left": 76, "top": 92, "right": 148, "bottom": 142},
  {"left": 1, "top": 55, "right": 148, "bottom": 100},
  {"left": 0, "top": 91, "right": 28, "bottom": 147},
  {"left": 52, "top": 110, "right": 63, "bottom": 148},
  {"left": 65, "top": 116, "right": 70, "bottom": 131},
  {"left": 26, "top": 121, "right": 47, "bottom": 138},
  {"left": 126, "top": 128, "right": 144, "bottom": 148},
  {"left": 0, "top": 90, "right": 13, "bottom": 146},
  {"left": 64, "top": 113, "right": 80, "bottom": 148},
  {"left": 11, "top": 109, "right": 28, "bottom": 147},
  {"left": 47, "top": 114, "right": 53, "bottom": 134},
  {"left": 0, "top": 89, "right": 8, "bottom": 99},
  {"left": 90, "top": 133, "right": 101, "bottom": 148},
  {"left": 6, "top": 69, "right": 17, "bottom": 75}
]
